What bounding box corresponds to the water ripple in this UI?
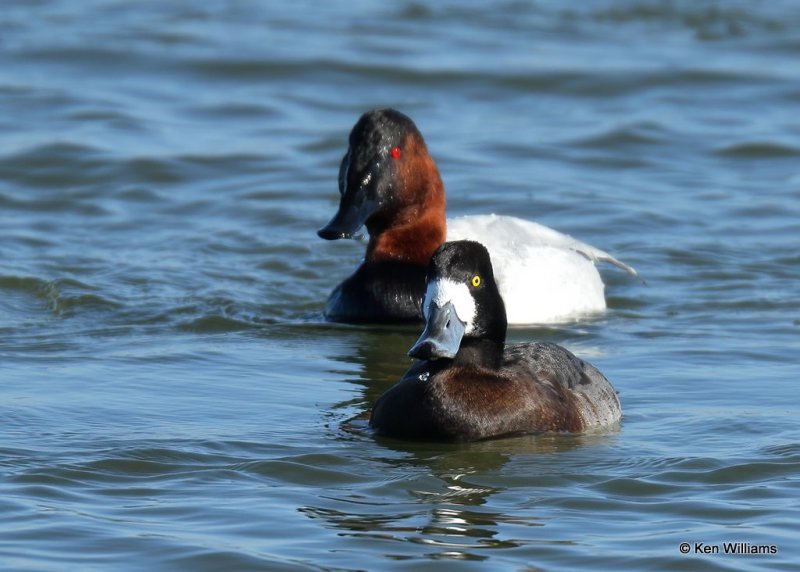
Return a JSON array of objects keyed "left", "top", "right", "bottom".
[
  {"left": 715, "top": 141, "right": 800, "bottom": 158},
  {"left": 2, "top": 0, "right": 799, "bottom": 570}
]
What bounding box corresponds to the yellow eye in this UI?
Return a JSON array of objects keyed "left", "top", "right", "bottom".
[{"left": 471, "top": 275, "right": 481, "bottom": 288}]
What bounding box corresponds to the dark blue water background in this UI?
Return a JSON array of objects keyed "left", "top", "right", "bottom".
[{"left": 1, "top": 2, "right": 799, "bottom": 570}]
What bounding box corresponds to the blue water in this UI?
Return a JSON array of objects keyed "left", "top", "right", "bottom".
[{"left": 1, "top": 1, "right": 799, "bottom": 570}]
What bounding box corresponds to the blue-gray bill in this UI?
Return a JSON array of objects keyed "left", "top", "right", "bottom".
[{"left": 407, "top": 301, "right": 466, "bottom": 360}]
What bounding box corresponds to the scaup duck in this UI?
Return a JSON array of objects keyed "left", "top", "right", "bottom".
[
  {"left": 318, "top": 108, "right": 637, "bottom": 324},
  {"left": 369, "top": 240, "right": 622, "bottom": 441}
]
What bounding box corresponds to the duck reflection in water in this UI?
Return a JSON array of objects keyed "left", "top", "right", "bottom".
[{"left": 300, "top": 432, "right": 617, "bottom": 562}]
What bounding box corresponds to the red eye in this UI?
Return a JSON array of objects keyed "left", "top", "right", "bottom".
[{"left": 391, "top": 146, "right": 402, "bottom": 159}]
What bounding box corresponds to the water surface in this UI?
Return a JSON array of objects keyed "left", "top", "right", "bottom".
[{"left": 1, "top": 1, "right": 799, "bottom": 570}]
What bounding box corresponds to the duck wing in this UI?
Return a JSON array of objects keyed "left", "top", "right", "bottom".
[{"left": 503, "top": 342, "right": 622, "bottom": 428}]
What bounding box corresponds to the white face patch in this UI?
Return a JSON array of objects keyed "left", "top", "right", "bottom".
[{"left": 422, "top": 278, "right": 476, "bottom": 334}]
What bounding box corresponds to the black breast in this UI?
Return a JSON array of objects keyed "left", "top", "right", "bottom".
[{"left": 324, "top": 260, "right": 426, "bottom": 323}]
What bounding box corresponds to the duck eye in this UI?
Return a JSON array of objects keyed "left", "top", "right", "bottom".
[
  {"left": 390, "top": 146, "right": 402, "bottom": 159},
  {"left": 471, "top": 275, "right": 481, "bottom": 288}
]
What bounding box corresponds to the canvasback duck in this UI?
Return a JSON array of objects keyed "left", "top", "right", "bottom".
[
  {"left": 369, "top": 240, "right": 622, "bottom": 441},
  {"left": 318, "top": 108, "right": 637, "bottom": 324}
]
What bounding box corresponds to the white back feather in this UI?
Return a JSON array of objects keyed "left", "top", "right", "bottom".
[{"left": 447, "top": 214, "right": 634, "bottom": 325}]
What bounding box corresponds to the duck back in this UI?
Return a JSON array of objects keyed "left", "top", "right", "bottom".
[
  {"left": 447, "top": 214, "right": 636, "bottom": 324},
  {"left": 502, "top": 342, "right": 622, "bottom": 429}
]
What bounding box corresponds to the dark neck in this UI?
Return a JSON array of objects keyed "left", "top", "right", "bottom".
[{"left": 452, "top": 338, "right": 505, "bottom": 370}]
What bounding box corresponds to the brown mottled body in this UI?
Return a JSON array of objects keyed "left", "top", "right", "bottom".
[{"left": 371, "top": 342, "right": 621, "bottom": 441}]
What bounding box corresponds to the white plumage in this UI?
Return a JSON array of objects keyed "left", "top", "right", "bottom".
[{"left": 446, "top": 214, "right": 637, "bottom": 325}]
